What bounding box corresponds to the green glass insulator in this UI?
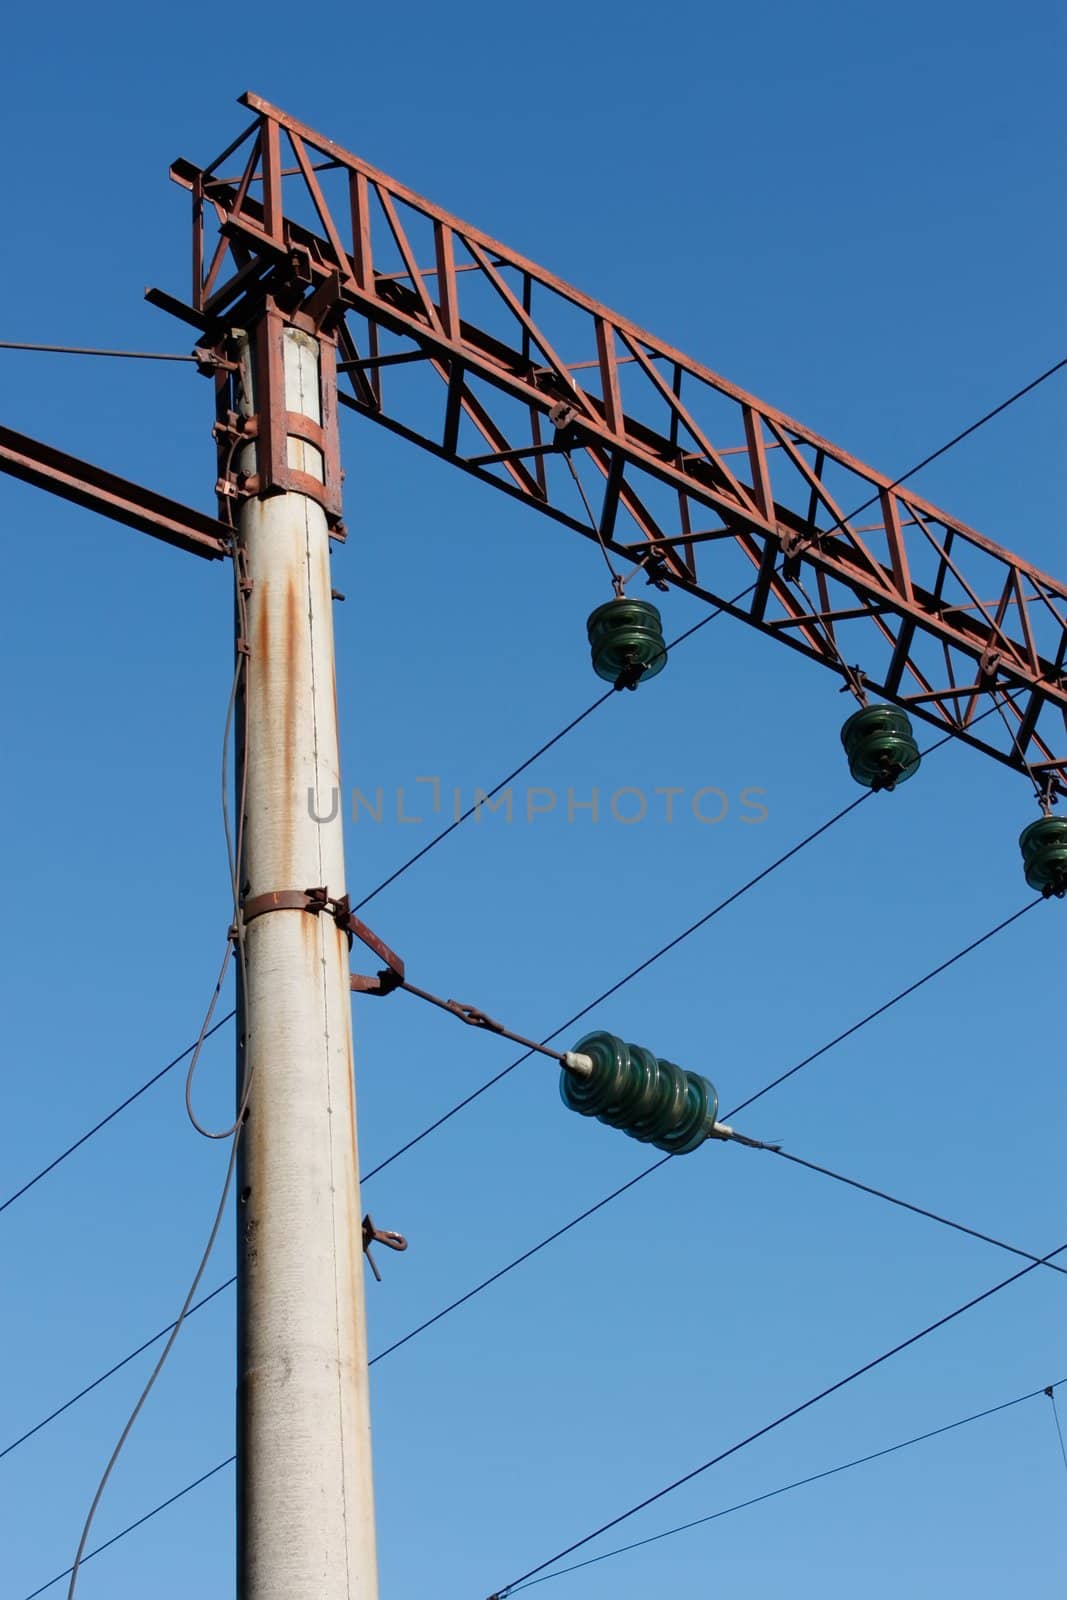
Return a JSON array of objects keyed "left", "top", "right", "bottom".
[
  {"left": 840, "top": 704, "right": 921, "bottom": 791},
  {"left": 1018, "top": 816, "right": 1067, "bottom": 897},
  {"left": 586, "top": 598, "right": 667, "bottom": 689},
  {"left": 561, "top": 1030, "right": 719, "bottom": 1155}
]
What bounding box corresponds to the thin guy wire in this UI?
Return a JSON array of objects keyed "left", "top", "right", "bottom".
[
  {"left": 509, "top": 1377, "right": 1067, "bottom": 1591},
  {"left": 352, "top": 587, "right": 755, "bottom": 914},
  {"left": 1048, "top": 1387, "right": 1067, "bottom": 1478},
  {"left": 0, "top": 341, "right": 197, "bottom": 361},
  {"left": 487, "top": 1242, "right": 1067, "bottom": 1596}
]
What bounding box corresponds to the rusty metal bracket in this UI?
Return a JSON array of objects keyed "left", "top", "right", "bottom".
[
  {"left": 240, "top": 888, "right": 406, "bottom": 986},
  {"left": 362, "top": 1214, "right": 408, "bottom": 1282}
]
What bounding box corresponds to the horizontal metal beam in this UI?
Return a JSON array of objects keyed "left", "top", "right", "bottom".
[{"left": 0, "top": 424, "right": 230, "bottom": 560}]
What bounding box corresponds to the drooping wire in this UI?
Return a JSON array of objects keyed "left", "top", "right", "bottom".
[
  {"left": 486, "top": 1241, "right": 1067, "bottom": 1597},
  {"left": 65, "top": 537, "right": 254, "bottom": 1600},
  {"left": 506, "top": 1377, "right": 1067, "bottom": 1592}
]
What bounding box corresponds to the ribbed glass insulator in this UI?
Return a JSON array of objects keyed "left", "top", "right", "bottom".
[
  {"left": 586, "top": 598, "right": 667, "bottom": 688},
  {"left": 840, "top": 704, "right": 921, "bottom": 791},
  {"left": 561, "top": 1030, "right": 718, "bottom": 1155},
  {"left": 1019, "top": 815, "right": 1067, "bottom": 897}
]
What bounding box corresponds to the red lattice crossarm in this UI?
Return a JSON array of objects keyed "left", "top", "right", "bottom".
[{"left": 164, "top": 93, "right": 1067, "bottom": 793}]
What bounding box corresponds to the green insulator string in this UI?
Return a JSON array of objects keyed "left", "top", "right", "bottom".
[
  {"left": 561, "top": 1031, "right": 719, "bottom": 1155},
  {"left": 840, "top": 703, "right": 921, "bottom": 791}
]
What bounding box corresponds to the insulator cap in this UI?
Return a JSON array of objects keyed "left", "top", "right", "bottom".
[
  {"left": 560, "top": 1030, "right": 718, "bottom": 1155},
  {"left": 1019, "top": 815, "right": 1067, "bottom": 897},
  {"left": 586, "top": 598, "right": 667, "bottom": 688},
  {"left": 840, "top": 704, "right": 921, "bottom": 791}
]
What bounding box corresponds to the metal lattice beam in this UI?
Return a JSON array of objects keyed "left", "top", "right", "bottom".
[{"left": 159, "top": 92, "right": 1067, "bottom": 792}]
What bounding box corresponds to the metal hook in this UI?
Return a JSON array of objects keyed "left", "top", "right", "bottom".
[{"left": 361, "top": 1213, "right": 408, "bottom": 1283}]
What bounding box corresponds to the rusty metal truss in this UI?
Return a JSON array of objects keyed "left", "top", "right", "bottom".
[{"left": 154, "top": 92, "right": 1066, "bottom": 793}]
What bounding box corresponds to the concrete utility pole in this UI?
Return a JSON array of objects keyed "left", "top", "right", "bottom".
[{"left": 232, "top": 305, "right": 378, "bottom": 1600}]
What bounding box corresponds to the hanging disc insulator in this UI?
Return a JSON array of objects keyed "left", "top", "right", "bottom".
[
  {"left": 1018, "top": 815, "right": 1067, "bottom": 897},
  {"left": 560, "top": 1030, "right": 718, "bottom": 1155},
  {"left": 840, "top": 704, "right": 921, "bottom": 791},
  {"left": 586, "top": 598, "right": 667, "bottom": 689}
]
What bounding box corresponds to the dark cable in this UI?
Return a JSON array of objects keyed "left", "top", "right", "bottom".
[
  {"left": 757, "top": 1146, "right": 1067, "bottom": 1278},
  {"left": 726, "top": 898, "right": 1040, "bottom": 1116},
  {"left": 18, "top": 1366, "right": 1063, "bottom": 1600},
  {"left": 487, "top": 1242, "right": 1067, "bottom": 1596},
  {"left": 0, "top": 1012, "right": 235, "bottom": 1220},
  {"left": 508, "top": 1377, "right": 1066, "bottom": 1591},
  {"left": 0, "top": 341, "right": 197, "bottom": 362},
  {"left": 826, "top": 355, "right": 1067, "bottom": 529},
  {"left": 0, "top": 1279, "right": 235, "bottom": 1463}
]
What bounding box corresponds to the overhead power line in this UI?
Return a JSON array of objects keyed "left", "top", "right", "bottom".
[
  {"left": 361, "top": 789, "right": 872, "bottom": 1180},
  {"left": 18, "top": 1455, "right": 236, "bottom": 1600},
  {"left": 19, "top": 1261, "right": 1063, "bottom": 1600},
  {"left": 486, "top": 1241, "right": 1067, "bottom": 1597},
  {"left": 2, "top": 358, "right": 1057, "bottom": 1223},
  {"left": 362, "top": 704, "right": 1001, "bottom": 1182},
  {"left": 6, "top": 895, "right": 1047, "bottom": 1468},
  {"left": 827, "top": 354, "right": 1067, "bottom": 528},
  {"left": 508, "top": 1377, "right": 1067, "bottom": 1590},
  {"left": 0, "top": 1013, "right": 235, "bottom": 1220},
  {"left": 727, "top": 899, "right": 1040, "bottom": 1115},
  {"left": 350, "top": 589, "right": 753, "bottom": 914}
]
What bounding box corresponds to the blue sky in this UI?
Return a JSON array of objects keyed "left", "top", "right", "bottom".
[{"left": 1, "top": 3, "right": 1064, "bottom": 1597}]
